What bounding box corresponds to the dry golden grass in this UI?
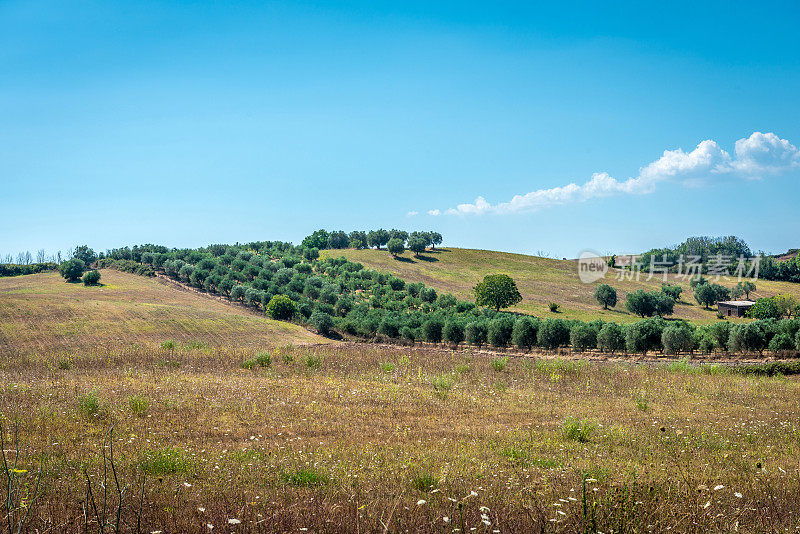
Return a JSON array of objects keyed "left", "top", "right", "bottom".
[
  {"left": 0, "top": 270, "right": 330, "bottom": 353},
  {"left": 322, "top": 247, "right": 800, "bottom": 324},
  {"left": 1, "top": 344, "right": 799, "bottom": 532}
]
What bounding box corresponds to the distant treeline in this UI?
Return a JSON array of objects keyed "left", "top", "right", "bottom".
[
  {"left": 301, "top": 229, "right": 442, "bottom": 251},
  {"left": 0, "top": 262, "right": 58, "bottom": 278},
  {"left": 626, "top": 235, "right": 800, "bottom": 283}
]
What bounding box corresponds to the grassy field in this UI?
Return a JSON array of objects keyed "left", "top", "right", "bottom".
[
  {"left": 322, "top": 247, "right": 800, "bottom": 324},
  {"left": 2, "top": 265, "right": 799, "bottom": 532},
  {"left": 0, "top": 269, "right": 329, "bottom": 354},
  {"left": 1, "top": 343, "right": 798, "bottom": 532}
]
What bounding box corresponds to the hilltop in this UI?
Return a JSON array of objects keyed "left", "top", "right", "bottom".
[
  {"left": 0, "top": 269, "right": 329, "bottom": 354},
  {"left": 321, "top": 247, "right": 800, "bottom": 324}
]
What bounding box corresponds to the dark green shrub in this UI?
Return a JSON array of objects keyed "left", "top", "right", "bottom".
[
  {"left": 570, "top": 324, "right": 597, "bottom": 352},
  {"left": 769, "top": 333, "right": 794, "bottom": 353},
  {"left": 59, "top": 258, "right": 85, "bottom": 282},
  {"left": 597, "top": 323, "right": 625, "bottom": 353},
  {"left": 661, "top": 325, "right": 693, "bottom": 355},
  {"left": 465, "top": 321, "right": 488, "bottom": 348},
  {"left": 422, "top": 319, "right": 444, "bottom": 343},
  {"left": 443, "top": 321, "right": 464, "bottom": 347},
  {"left": 377, "top": 319, "right": 400, "bottom": 338},
  {"left": 488, "top": 317, "right": 514, "bottom": 347},
  {"left": 512, "top": 317, "right": 537, "bottom": 350},
  {"left": 82, "top": 269, "right": 101, "bottom": 286},
  {"left": 310, "top": 311, "right": 335, "bottom": 336},
  {"left": 537, "top": 319, "right": 570, "bottom": 349}
]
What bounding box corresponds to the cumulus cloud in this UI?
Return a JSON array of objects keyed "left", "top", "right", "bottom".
[
  {"left": 406, "top": 210, "right": 419, "bottom": 217},
  {"left": 427, "top": 132, "right": 799, "bottom": 216}
]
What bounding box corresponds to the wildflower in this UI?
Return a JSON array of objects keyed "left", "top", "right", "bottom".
[
  {"left": 443, "top": 517, "right": 450, "bottom": 523},
  {"left": 416, "top": 499, "right": 426, "bottom": 506},
  {"left": 228, "top": 519, "right": 241, "bottom": 525},
  {"left": 696, "top": 484, "right": 708, "bottom": 492},
  {"left": 585, "top": 478, "right": 598, "bottom": 483},
  {"left": 734, "top": 492, "right": 743, "bottom": 498},
  {"left": 713, "top": 485, "right": 724, "bottom": 491},
  {"left": 206, "top": 524, "right": 213, "bottom": 530},
  {"left": 479, "top": 506, "right": 490, "bottom": 513},
  {"left": 198, "top": 507, "right": 205, "bottom": 513},
  {"left": 703, "top": 501, "right": 711, "bottom": 509},
  {"left": 183, "top": 482, "right": 192, "bottom": 488}
]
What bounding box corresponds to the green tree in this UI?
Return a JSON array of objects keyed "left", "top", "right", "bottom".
[
  {"left": 625, "top": 289, "right": 657, "bottom": 317},
  {"left": 230, "top": 285, "right": 245, "bottom": 302},
  {"left": 389, "top": 229, "right": 409, "bottom": 242},
  {"left": 422, "top": 319, "right": 444, "bottom": 343},
  {"left": 73, "top": 245, "right": 97, "bottom": 266},
  {"left": 310, "top": 311, "right": 335, "bottom": 336},
  {"left": 511, "top": 317, "right": 537, "bottom": 351},
  {"left": 653, "top": 292, "right": 675, "bottom": 317},
  {"left": 693, "top": 283, "right": 718, "bottom": 309},
  {"left": 387, "top": 238, "right": 405, "bottom": 258},
  {"left": 443, "top": 321, "right": 464, "bottom": 347},
  {"left": 537, "top": 318, "right": 570, "bottom": 349},
  {"left": 82, "top": 269, "right": 101, "bottom": 286},
  {"left": 302, "top": 229, "right": 329, "bottom": 250},
  {"left": 303, "top": 247, "right": 320, "bottom": 262},
  {"left": 474, "top": 274, "right": 522, "bottom": 311},
  {"left": 266, "top": 295, "right": 298, "bottom": 320},
  {"left": 465, "top": 321, "right": 488, "bottom": 348},
  {"left": 594, "top": 284, "right": 617, "bottom": 309},
  {"left": 570, "top": 324, "right": 597, "bottom": 352},
  {"left": 661, "top": 325, "right": 692, "bottom": 355},
  {"left": 367, "top": 229, "right": 390, "bottom": 250},
  {"left": 407, "top": 236, "right": 427, "bottom": 257},
  {"left": 58, "top": 258, "right": 85, "bottom": 282},
  {"left": 488, "top": 317, "right": 514, "bottom": 348},
  {"left": 429, "top": 232, "right": 443, "bottom": 249},
  {"left": 597, "top": 322, "right": 625, "bottom": 353},
  {"left": 769, "top": 333, "right": 794, "bottom": 353},
  {"left": 747, "top": 297, "right": 782, "bottom": 319},
  {"left": 327, "top": 231, "right": 350, "bottom": 249},
  {"left": 661, "top": 283, "right": 682, "bottom": 301}
]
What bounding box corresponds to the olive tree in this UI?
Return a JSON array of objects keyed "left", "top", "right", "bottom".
[
  {"left": 387, "top": 238, "right": 405, "bottom": 258},
  {"left": 594, "top": 284, "right": 617, "bottom": 309},
  {"left": 474, "top": 274, "right": 522, "bottom": 311}
]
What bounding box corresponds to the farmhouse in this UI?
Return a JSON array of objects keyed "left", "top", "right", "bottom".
[{"left": 717, "top": 300, "right": 754, "bottom": 318}]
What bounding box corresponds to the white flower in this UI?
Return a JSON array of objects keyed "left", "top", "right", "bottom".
[
  {"left": 713, "top": 485, "right": 724, "bottom": 491},
  {"left": 703, "top": 501, "right": 711, "bottom": 509},
  {"left": 443, "top": 517, "right": 450, "bottom": 523},
  {"left": 228, "top": 518, "right": 241, "bottom": 525},
  {"left": 416, "top": 499, "right": 426, "bottom": 506},
  {"left": 585, "top": 478, "right": 598, "bottom": 483},
  {"left": 206, "top": 524, "right": 213, "bottom": 530},
  {"left": 198, "top": 507, "right": 205, "bottom": 513},
  {"left": 734, "top": 492, "right": 743, "bottom": 498},
  {"left": 479, "top": 506, "right": 490, "bottom": 513},
  {"left": 183, "top": 482, "right": 192, "bottom": 488}
]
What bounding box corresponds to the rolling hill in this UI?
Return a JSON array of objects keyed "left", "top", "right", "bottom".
[
  {"left": 322, "top": 247, "right": 800, "bottom": 324},
  {"left": 0, "top": 269, "right": 330, "bottom": 354}
]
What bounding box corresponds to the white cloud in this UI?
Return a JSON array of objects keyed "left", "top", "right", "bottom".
[
  {"left": 406, "top": 210, "right": 419, "bottom": 217},
  {"left": 427, "top": 132, "right": 799, "bottom": 216}
]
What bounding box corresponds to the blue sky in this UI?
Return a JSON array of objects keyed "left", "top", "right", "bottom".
[{"left": 2, "top": 1, "right": 799, "bottom": 259}]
